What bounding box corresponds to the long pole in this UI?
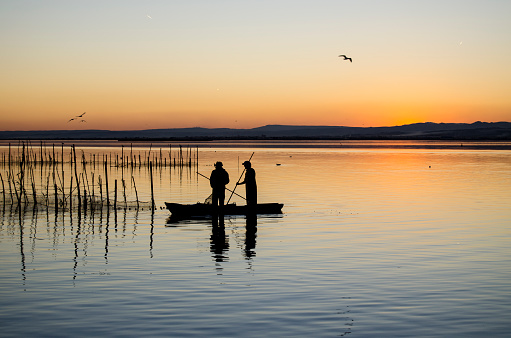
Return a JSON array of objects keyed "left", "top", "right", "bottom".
[
  {"left": 227, "top": 152, "right": 254, "bottom": 204},
  {"left": 196, "top": 172, "right": 246, "bottom": 201}
]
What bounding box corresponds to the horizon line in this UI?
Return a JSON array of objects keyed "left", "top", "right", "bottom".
[{"left": 2, "top": 121, "right": 510, "bottom": 132}]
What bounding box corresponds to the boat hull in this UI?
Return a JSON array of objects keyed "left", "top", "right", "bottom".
[{"left": 165, "top": 202, "right": 283, "bottom": 218}]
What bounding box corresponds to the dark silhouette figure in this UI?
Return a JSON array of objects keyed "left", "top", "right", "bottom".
[
  {"left": 211, "top": 216, "right": 229, "bottom": 266},
  {"left": 338, "top": 54, "right": 352, "bottom": 62},
  {"left": 237, "top": 161, "right": 257, "bottom": 206},
  {"left": 244, "top": 214, "right": 257, "bottom": 259},
  {"left": 210, "top": 161, "right": 230, "bottom": 209}
]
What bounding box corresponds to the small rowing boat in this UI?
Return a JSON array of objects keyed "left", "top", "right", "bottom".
[{"left": 165, "top": 202, "right": 283, "bottom": 218}]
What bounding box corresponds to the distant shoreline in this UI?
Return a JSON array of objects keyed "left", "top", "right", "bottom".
[
  {"left": 1, "top": 139, "right": 510, "bottom": 150},
  {"left": 1, "top": 122, "right": 510, "bottom": 142}
]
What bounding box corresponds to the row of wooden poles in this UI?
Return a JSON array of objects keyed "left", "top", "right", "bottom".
[
  {"left": 0, "top": 142, "right": 199, "bottom": 215},
  {"left": 0, "top": 142, "right": 198, "bottom": 169}
]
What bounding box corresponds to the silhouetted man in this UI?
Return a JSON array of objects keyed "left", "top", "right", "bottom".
[
  {"left": 210, "top": 161, "right": 230, "bottom": 208},
  {"left": 237, "top": 161, "right": 257, "bottom": 206}
]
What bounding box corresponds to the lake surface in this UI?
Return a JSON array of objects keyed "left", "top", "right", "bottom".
[{"left": 1, "top": 141, "right": 510, "bottom": 337}]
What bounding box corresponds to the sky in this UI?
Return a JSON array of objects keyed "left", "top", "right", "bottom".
[{"left": 1, "top": 0, "right": 511, "bottom": 131}]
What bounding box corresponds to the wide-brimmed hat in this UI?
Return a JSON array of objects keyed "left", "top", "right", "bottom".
[
  {"left": 242, "top": 161, "right": 251, "bottom": 166},
  {"left": 215, "top": 161, "right": 223, "bottom": 167}
]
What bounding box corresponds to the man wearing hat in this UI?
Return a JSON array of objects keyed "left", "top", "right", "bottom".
[
  {"left": 237, "top": 161, "right": 257, "bottom": 206},
  {"left": 210, "top": 161, "right": 230, "bottom": 208}
]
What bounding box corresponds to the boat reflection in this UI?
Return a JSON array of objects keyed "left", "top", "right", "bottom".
[{"left": 166, "top": 212, "right": 269, "bottom": 268}]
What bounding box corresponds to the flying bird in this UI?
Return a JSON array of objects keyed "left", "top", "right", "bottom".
[
  {"left": 338, "top": 55, "right": 352, "bottom": 62},
  {"left": 68, "top": 112, "right": 86, "bottom": 123}
]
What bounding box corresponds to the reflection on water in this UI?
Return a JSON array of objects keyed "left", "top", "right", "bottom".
[
  {"left": 1, "top": 142, "right": 510, "bottom": 337},
  {"left": 211, "top": 216, "right": 229, "bottom": 268},
  {"left": 244, "top": 215, "right": 257, "bottom": 259},
  {"left": 6, "top": 205, "right": 152, "bottom": 281},
  {"left": 209, "top": 214, "right": 258, "bottom": 269}
]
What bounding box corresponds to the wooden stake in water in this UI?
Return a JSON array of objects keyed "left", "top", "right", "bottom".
[
  {"left": 98, "top": 175, "right": 103, "bottom": 209},
  {"left": 61, "top": 143, "right": 64, "bottom": 207},
  {"left": 83, "top": 174, "right": 87, "bottom": 215},
  {"left": 104, "top": 160, "right": 109, "bottom": 209},
  {"left": 0, "top": 172, "right": 5, "bottom": 208},
  {"left": 131, "top": 176, "right": 139, "bottom": 210},
  {"left": 18, "top": 143, "right": 26, "bottom": 209},
  {"left": 114, "top": 179, "right": 117, "bottom": 211},
  {"left": 150, "top": 161, "right": 155, "bottom": 210},
  {"left": 54, "top": 182, "right": 58, "bottom": 214},
  {"left": 91, "top": 172, "right": 95, "bottom": 212},
  {"left": 73, "top": 145, "right": 81, "bottom": 216},
  {"left": 69, "top": 176, "right": 73, "bottom": 212},
  {"left": 30, "top": 173, "right": 37, "bottom": 207},
  {"left": 40, "top": 141, "right": 43, "bottom": 167},
  {"left": 122, "top": 179, "right": 127, "bottom": 208}
]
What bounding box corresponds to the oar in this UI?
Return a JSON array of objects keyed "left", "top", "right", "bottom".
[
  {"left": 196, "top": 172, "right": 246, "bottom": 200},
  {"left": 227, "top": 152, "right": 254, "bottom": 204}
]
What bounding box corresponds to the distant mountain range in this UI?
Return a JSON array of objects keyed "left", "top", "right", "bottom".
[{"left": 1, "top": 122, "right": 510, "bottom": 140}]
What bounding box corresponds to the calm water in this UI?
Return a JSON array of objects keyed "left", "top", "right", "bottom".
[{"left": 1, "top": 141, "right": 510, "bottom": 337}]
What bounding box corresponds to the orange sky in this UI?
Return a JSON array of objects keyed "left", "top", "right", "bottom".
[{"left": 1, "top": 1, "right": 510, "bottom": 131}]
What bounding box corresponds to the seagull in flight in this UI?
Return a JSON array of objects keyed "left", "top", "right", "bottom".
[
  {"left": 68, "top": 112, "right": 86, "bottom": 123},
  {"left": 338, "top": 55, "right": 352, "bottom": 62}
]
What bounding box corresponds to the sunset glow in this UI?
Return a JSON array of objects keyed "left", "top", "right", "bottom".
[{"left": 1, "top": 1, "right": 510, "bottom": 131}]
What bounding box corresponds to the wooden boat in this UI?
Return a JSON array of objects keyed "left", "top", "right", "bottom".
[{"left": 165, "top": 202, "right": 283, "bottom": 218}]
